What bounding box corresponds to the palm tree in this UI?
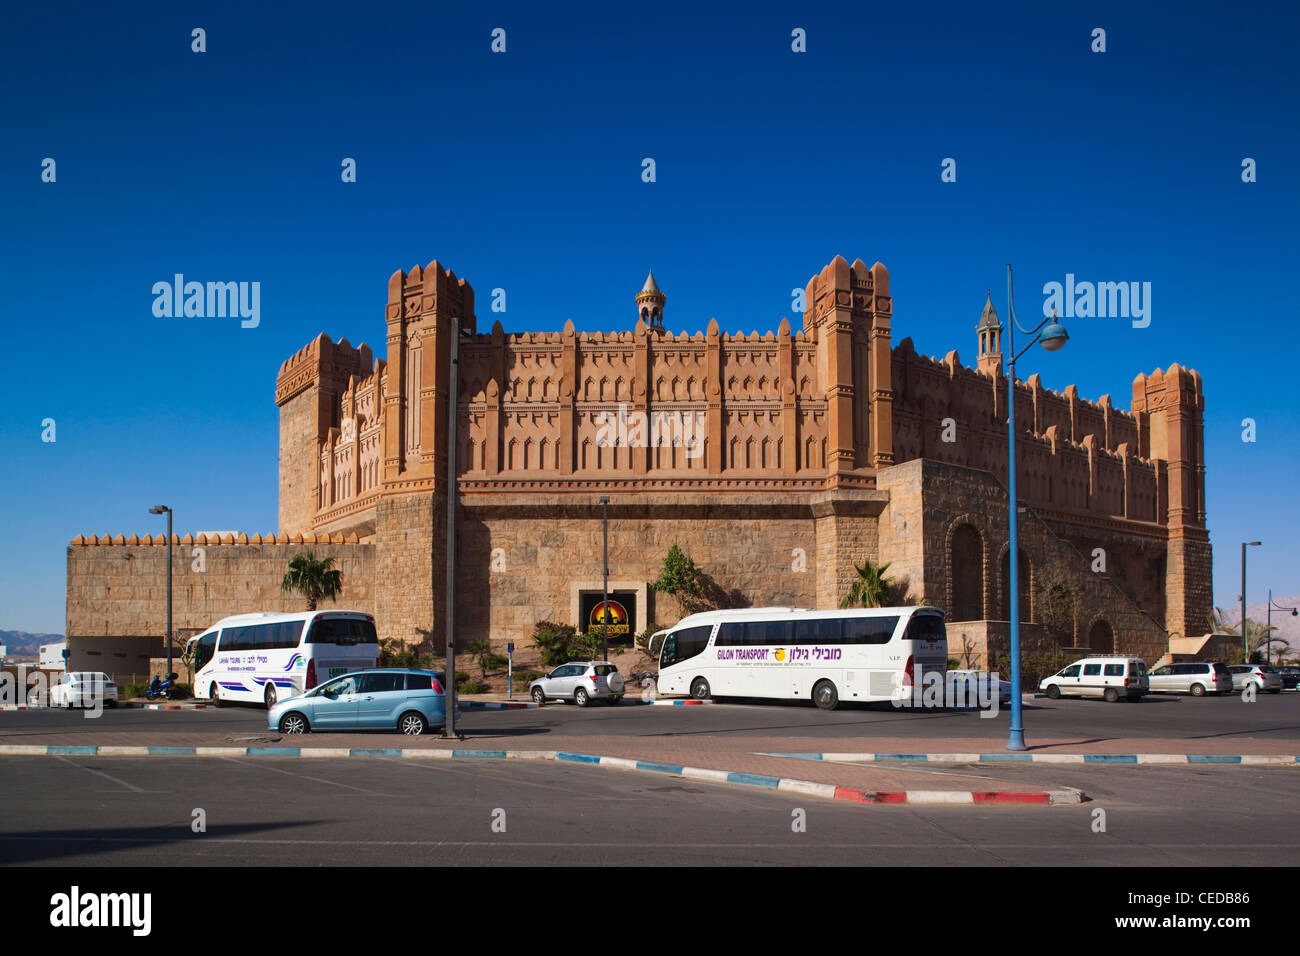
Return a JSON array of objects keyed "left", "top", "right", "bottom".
[
  {"left": 280, "top": 553, "right": 342, "bottom": 611},
  {"left": 840, "top": 560, "right": 894, "bottom": 609},
  {"left": 1214, "top": 609, "right": 1286, "bottom": 662}
]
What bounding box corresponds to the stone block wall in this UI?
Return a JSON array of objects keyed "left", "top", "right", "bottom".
[{"left": 66, "top": 535, "right": 375, "bottom": 642}]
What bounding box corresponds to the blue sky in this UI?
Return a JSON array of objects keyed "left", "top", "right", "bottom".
[{"left": 2, "top": 0, "right": 1296, "bottom": 633}]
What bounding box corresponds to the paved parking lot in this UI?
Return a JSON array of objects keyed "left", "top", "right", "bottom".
[{"left": 2, "top": 755, "right": 1298, "bottom": 866}]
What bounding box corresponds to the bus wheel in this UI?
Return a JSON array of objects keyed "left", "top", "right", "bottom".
[
  {"left": 813, "top": 680, "right": 839, "bottom": 711},
  {"left": 690, "top": 678, "right": 711, "bottom": 700},
  {"left": 264, "top": 683, "right": 278, "bottom": 708},
  {"left": 210, "top": 683, "right": 221, "bottom": 706}
]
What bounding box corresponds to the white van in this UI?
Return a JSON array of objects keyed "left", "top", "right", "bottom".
[{"left": 1039, "top": 656, "right": 1148, "bottom": 702}]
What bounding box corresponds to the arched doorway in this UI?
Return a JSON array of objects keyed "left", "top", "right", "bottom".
[
  {"left": 950, "top": 525, "right": 984, "bottom": 621},
  {"left": 998, "top": 549, "right": 1031, "bottom": 621},
  {"left": 1088, "top": 619, "right": 1115, "bottom": 653}
]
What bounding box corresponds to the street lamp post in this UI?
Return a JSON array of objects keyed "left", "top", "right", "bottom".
[
  {"left": 1266, "top": 589, "right": 1298, "bottom": 665},
  {"left": 1003, "top": 265, "right": 1069, "bottom": 752},
  {"left": 1241, "top": 542, "right": 1261, "bottom": 662},
  {"left": 600, "top": 495, "right": 611, "bottom": 662},
  {"left": 149, "top": 506, "right": 173, "bottom": 679}
]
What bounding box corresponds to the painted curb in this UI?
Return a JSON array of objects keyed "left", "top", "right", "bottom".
[
  {"left": 761, "top": 751, "right": 1300, "bottom": 766},
  {"left": 459, "top": 701, "right": 540, "bottom": 710},
  {"left": 0, "top": 744, "right": 1079, "bottom": 805}
]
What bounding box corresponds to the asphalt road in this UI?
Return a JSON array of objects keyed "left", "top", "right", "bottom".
[
  {"left": 2, "top": 755, "right": 1298, "bottom": 866},
  {"left": 6, "top": 690, "right": 1299, "bottom": 742}
]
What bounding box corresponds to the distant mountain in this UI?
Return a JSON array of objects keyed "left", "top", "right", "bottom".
[
  {"left": 0, "top": 631, "right": 64, "bottom": 658},
  {"left": 1215, "top": 596, "right": 1300, "bottom": 652}
]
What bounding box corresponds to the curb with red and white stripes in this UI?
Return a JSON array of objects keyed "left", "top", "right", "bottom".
[
  {"left": 0, "top": 743, "right": 1079, "bottom": 805},
  {"left": 1, "top": 702, "right": 211, "bottom": 711}
]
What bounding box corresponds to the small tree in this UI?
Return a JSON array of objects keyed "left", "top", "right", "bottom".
[
  {"left": 531, "top": 621, "right": 583, "bottom": 668},
  {"left": 280, "top": 553, "right": 342, "bottom": 611},
  {"left": 840, "top": 560, "right": 894, "bottom": 609},
  {"left": 651, "top": 544, "right": 705, "bottom": 618}
]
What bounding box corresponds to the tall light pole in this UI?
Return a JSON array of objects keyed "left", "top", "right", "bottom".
[
  {"left": 1241, "top": 541, "right": 1261, "bottom": 662},
  {"left": 442, "top": 318, "right": 470, "bottom": 739},
  {"left": 149, "top": 506, "right": 173, "bottom": 679},
  {"left": 600, "top": 495, "right": 611, "bottom": 662},
  {"left": 1003, "top": 265, "right": 1069, "bottom": 751},
  {"left": 1266, "top": 588, "right": 1296, "bottom": 665}
]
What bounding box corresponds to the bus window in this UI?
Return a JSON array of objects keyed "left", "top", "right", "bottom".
[
  {"left": 794, "top": 618, "right": 841, "bottom": 644},
  {"left": 662, "top": 626, "right": 711, "bottom": 667},
  {"left": 843, "top": 616, "right": 899, "bottom": 644},
  {"left": 903, "top": 614, "right": 946, "bottom": 643},
  {"left": 747, "top": 620, "right": 793, "bottom": 645},
  {"left": 195, "top": 631, "right": 218, "bottom": 672}
]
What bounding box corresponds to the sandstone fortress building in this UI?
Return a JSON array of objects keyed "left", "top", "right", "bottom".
[{"left": 67, "top": 255, "right": 1211, "bottom": 674}]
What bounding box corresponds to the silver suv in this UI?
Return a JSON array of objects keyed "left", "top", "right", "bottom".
[
  {"left": 529, "top": 662, "right": 625, "bottom": 706},
  {"left": 1148, "top": 661, "right": 1232, "bottom": 696}
]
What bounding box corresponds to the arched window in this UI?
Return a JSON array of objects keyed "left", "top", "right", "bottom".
[{"left": 950, "top": 525, "right": 984, "bottom": 621}]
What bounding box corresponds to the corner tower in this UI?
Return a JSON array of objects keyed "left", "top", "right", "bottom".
[
  {"left": 976, "top": 290, "right": 1003, "bottom": 376},
  {"left": 636, "top": 271, "right": 665, "bottom": 330}
]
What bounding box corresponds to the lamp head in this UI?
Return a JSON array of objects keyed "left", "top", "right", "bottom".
[
  {"left": 149, "top": 505, "right": 169, "bottom": 515},
  {"left": 1039, "top": 308, "right": 1069, "bottom": 352}
]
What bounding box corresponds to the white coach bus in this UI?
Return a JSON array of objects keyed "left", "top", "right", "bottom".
[
  {"left": 653, "top": 606, "right": 948, "bottom": 710},
  {"left": 188, "top": 610, "right": 379, "bottom": 708}
]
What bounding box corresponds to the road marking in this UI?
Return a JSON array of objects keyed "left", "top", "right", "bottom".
[
  {"left": 217, "top": 757, "right": 389, "bottom": 796},
  {"left": 53, "top": 756, "right": 146, "bottom": 793}
]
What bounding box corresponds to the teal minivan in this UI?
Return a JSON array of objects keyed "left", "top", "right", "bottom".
[{"left": 268, "top": 669, "right": 453, "bottom": 736}]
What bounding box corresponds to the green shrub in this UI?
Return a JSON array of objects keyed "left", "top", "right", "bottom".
[
  {"left": 124, "top": 683, "right": 149, "bottom": 700},
  {"left": 461, "top": 681, "right": 489, "bottom": 694},
  {"left": 947, "top": 658, "right": 961, "bottom": 670},
  {"left": 511, "top": 669, "right": 544, "bottom": 684},
  {"left": 531, "top": 621, "right": 585, "bottom": 667}
]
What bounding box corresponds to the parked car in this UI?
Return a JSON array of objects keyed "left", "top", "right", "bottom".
[
  {"left": 1227, "top": 664, "right": 1283, "bottom": 694},
  {"left": 1274, "top": 665, "right": 1300, "bottom": 690},
  {"left": 529, "top": 661, "right": 625, "bottom": 706},
  {"left": 1147, "top": 661, "right": 1232, "bottom": 696},
  {"left": 49, "top": 672, "right": 118, "bottom": 709},
  {"left": 268, "top": 669, "right": 453, "bottom": 735},
  {"left": 1038, "top": 656, "right": 1148, "bottom": 702}
]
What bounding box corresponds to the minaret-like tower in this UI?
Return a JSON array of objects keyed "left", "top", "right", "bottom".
[
  {"left": 977, "top": 289, "right": 1003, "bottom": 376},
  {"left": 636, "top": 271, "right": 666, "bottom": 329}
]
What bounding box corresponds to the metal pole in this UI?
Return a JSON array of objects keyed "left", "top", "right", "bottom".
[
  {"left": 1267, "top": 588, "right": 1272, "bottom": 666},
  {"left": 602, "top": 496, "right": 609, "bottom": 662},
  {"left": 166, "top": 509, "right": 173, "bottom": 679},
  {"left": 1005, "top": 265, "right": 1025, "bottom": 751},
  {"left": 1241, "top": 543, "right": 1247, "bottom": 663},
  {"left": 443, "top": 317, "right": 459, "bottom": 737}
]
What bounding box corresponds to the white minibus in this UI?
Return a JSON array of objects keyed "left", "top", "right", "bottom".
[
  {"left": 654, "top": 606, "right": 947, "bottom": 710},
  {"left": 188, "top": 610, "right": 379, "bottom": 708}
]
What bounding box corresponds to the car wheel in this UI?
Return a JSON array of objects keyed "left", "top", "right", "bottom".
[
  {"left": 574, "top": 688, "right": 589, "bottom": 707},
  {"left": 690, "top": 677, "right": 711, "bottom": 700},
  {"left": 264, "top": 684, "right": 278, "bottom": 708},
  {"left": 105, "top": 700, "right": 117, "bottom": 709},
  {"left": 1045, "top": 685, "right": 1060, "bottom": 700},
  {"left": 1269, "top": 688, "right": 1282, "bottom": 694},
  {"left": 813, "top": 679, "right": 839, "bottom": 711},
  {"left": 531, "top": 686, "right": 546, "bottom": 705},
  {"left": 278, "top": 712, "right": 309, "bottom": 734},
  {"left": 1104, "top": 687, "right": 1119, "bottom": 703},
  {"left": 399, "top": 711, "right": 427, "bottom": 736},
  {"left": 1190, "top": 683, "right": 1206, "bottom": 697}
]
